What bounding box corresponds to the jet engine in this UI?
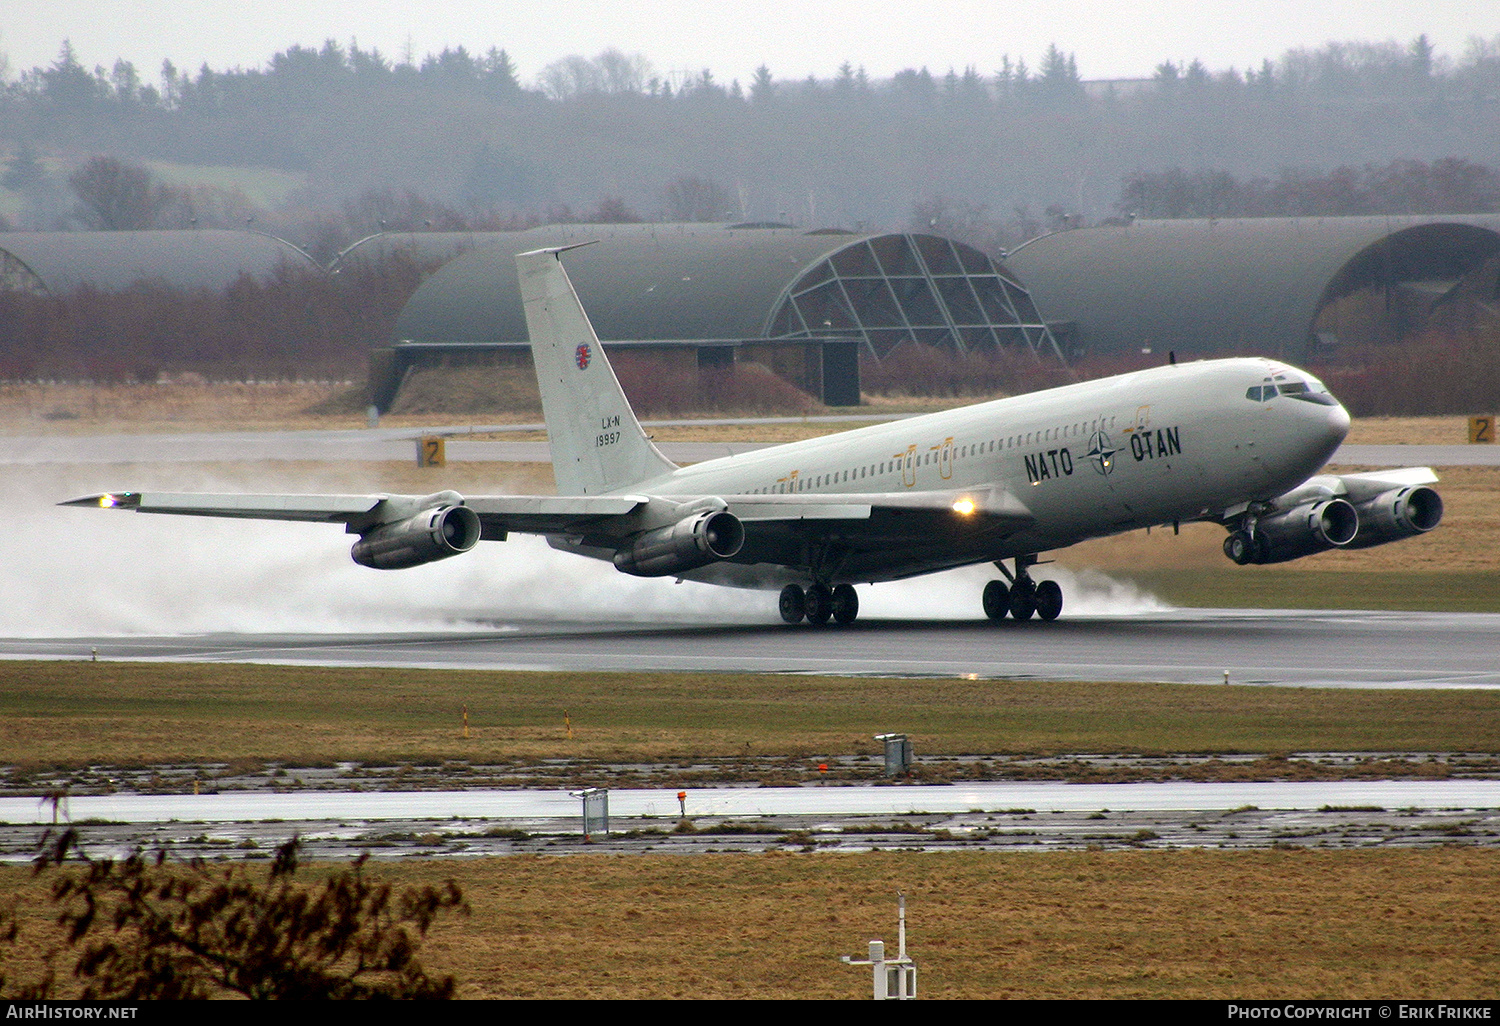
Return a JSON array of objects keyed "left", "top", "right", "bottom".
[
  {"left": 1225, "top": 498, "right": 1359, "bottom": 565},
  {"left": 612, "top": 510, "right": 745, "bottom": 577},
  {"left": 1343, "top": 485, "right": 1443, "bottom": 549},
  {"left": 351, "top": 504, "right": 482, "bottom": 570}
]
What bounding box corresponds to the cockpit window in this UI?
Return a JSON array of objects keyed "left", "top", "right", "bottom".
[
  {"left": 1247, "top": 378, "right": 1340, "bottom": 405},
  {"left": 1279, "top": 380, "right": 1341, "bottom": 406}
]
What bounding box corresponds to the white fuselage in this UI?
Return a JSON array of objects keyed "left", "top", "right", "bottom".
[{"left": 608, "top": 357, "right": 1349, "bottom": 584}]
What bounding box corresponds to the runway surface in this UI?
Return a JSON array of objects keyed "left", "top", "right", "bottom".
[
  {"left": 5, "top": 608, "right": 1498, "bottom": 688},
  {"left": 5, "top": 780, "right": 1497, "bottom": 825},
  {"left": 6, "top": 779, "right": 1495, "bottom": 861},
  {"left": 3, "top": 426, "right": 1496, "bottom": 467}
]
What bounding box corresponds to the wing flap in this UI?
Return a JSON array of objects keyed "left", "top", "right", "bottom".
[
  {"left": 720, "top": 487, "right": 1033, "bottom": 529},
  {"left": 464, "top": 494, "right": 647, "bottom": 534}
]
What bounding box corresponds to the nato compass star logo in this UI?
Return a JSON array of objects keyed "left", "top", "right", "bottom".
[
  {"left": 1086, "top": 429, "right": 1118, "bottom": 475},
  {"left": 575, "top": 342, "right": 591, "bottom": 370}
]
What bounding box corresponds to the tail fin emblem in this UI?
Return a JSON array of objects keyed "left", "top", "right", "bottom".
[{"left": 575, "top": 343, "right": 592, "bottom": 370}]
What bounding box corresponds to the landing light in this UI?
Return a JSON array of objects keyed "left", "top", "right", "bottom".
[
  {"left": 99, "top": 495, "right": 118, "bottom": 508},
  {"left": 952, "top": 499, "right": 975, "bottom": 516}
]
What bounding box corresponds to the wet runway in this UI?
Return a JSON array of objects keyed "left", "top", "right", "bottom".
[
  {"left": 4, "top": 607, "right": 1498, "bottom": 688},
  {"left": 7, "top": 779, "right": 1497, "bottom": 825},
  {"left": 5, "top": 779, "right": 1496, "bottom": 862}
]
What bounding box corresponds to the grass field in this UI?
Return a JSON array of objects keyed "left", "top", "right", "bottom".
[
  {"left": 4, "top": 661, "right": 1500, "bottom": 772},
  {"left": 2, "top": 849, "right": 1496, "bottom": 999}
]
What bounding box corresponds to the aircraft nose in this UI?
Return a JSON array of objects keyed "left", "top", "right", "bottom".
[{"left": 1328, "top": 399, "right": 1351, "bottom": 442}]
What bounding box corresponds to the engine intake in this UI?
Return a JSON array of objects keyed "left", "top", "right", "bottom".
[
  {"left": 351, "top": 504, "right": 481, "bottom": 570},
  {"left": 1241, "top": 498, "right": 1360, "bottom": 564},
  {"left": 1344, "top": 486, "right": 1443, "bottom": 549},
  {"left": 613, "top": 510, "right": 745, "bottom": 577}
]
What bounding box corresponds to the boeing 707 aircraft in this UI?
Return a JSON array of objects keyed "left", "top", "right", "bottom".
[{"left": 64, "top": 245, "right": 1444, "bottom": 625}]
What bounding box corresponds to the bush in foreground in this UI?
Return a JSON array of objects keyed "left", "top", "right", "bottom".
[{"left": 0, "top": 829, "right": 467, "bottom": 999}]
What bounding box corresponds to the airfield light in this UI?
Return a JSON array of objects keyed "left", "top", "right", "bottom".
[{"left": 951, "top": 499, "right": 975, "bottom": 516}]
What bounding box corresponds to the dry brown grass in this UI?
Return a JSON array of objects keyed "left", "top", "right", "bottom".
[
  {"left": 0, "top": 380, "right": 355, "bottom": 434},
  {"left": 1344, "top": 416, "right": 1478, "bottom": 445},
  {"left": 3, "top": 850, "right": 1495, "bottom": 998},
  {"left": 5, "top": 379, "right": 1483, "bottom": 444},
  {"left": 5, "top": 661, "right": 1500, "bottom": 770}
]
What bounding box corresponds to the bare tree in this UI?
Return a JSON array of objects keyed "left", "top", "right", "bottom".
[
  {"left": 68, "top": 156, "right": 176, "bottom": 230},
  {"left": 664, "top": 175, "right": 737, "bottom": 221},
  {"left": 594, "top": 48, "right": 652, "bottom": 94}
]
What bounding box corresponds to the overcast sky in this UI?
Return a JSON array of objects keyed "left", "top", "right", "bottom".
[{"left": 4, "top": 1, "right": 1499, "bottom": 87}]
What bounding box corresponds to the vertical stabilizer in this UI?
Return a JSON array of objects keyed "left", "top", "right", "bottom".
[{"left": 516, "top": 246, "right": 678, "bottom": 495}]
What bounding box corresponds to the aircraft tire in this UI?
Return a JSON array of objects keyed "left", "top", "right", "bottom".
[
  {"left": 1035, "top": 579, "right": 1063, "bottom": 621},
  {"left": 831, "top": 583, "right": 859, "bottom": 625},
  {"left": 804, "top": 584, "right": 833, "bottom": 625},
  {"left": 982, "top": 580, "right": 1010, "bottom": 621},
  {"left": 1224, "top": 530, "right": 1255, "bottom": 565},
  {"left": 778, "top": 584, "right": 806, "bottom": 624},
  {"left": 1009, "top": 584, "right": 1036, "bottom": 621}
]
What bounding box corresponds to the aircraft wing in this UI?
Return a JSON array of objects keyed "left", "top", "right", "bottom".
[
  {"left": 60, "top": 491, "right": 391, "bottom": 524},
  {"left": 61, "top": 490, "right": 649, "bottom": 538},
  {"left": 62, "top": 486, "right": 1032, "bottom": 537},
  {"left": 1262, "top": 466, "right": 1440, "bottom": 513}
]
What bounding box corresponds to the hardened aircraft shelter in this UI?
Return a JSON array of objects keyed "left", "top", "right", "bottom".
[
  {"left": 0, "top": 229, "right": 321, "bottom": 295},
  {"left": 1005, "top": 215, "right": 1500, "bottom": 362},
  {"left": 373, "top": 222, "right": 1061, "bottom": 410}
]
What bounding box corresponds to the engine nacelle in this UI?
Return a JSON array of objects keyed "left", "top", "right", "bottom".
[
  {"left": 1343, "top": 486, "right": 1443, "bottom": 550},
  {"left": 613, "top": 510, "right": 745, "bottom": 577},
  {"left": 351, "top": 504, "right": 481, "bottom": 570},
  {"left": 1243, "top": 498, "right": 1360, "bottom": 564}
]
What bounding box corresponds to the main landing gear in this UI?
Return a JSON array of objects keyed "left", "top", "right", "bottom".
[
  {"left": 983, "top": 556, "right": 1063, "bottom": 622},
  {"left": 779, "top": 582, "right": 859, "bottom": 626},
  {"left": 1223, "top": 528, "right": 1269, "bottom": 565}
]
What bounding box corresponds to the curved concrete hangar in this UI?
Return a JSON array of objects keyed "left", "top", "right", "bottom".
[
  {"left": 391, "top": 222, "right": 1060, "bottom": 360},
  {"left": 381, "top": 222, "right": 1061, "bottom": 410},
  {"left": 1006, "top": 215, "right": 1500, "bottom": 362},
  {"left": 0, "top": 229, "right": 322, "bottom": 295}
]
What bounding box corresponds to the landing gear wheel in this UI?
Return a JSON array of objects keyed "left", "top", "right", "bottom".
[
  {"left": 1034, "top": 579, "right": 1063, "bottom": 621},
  {"left": 1009, "top": 580, "right": 1037, "bottom": 621},
  {"left": 1224, "top": 530, "right": 1255, "bottom": 565},
  {"left": 982, "top": 580, "right": 1010, "bottom": 621},
  {"left": 778, "top": 584, "right": 806, "bottom": 624},
  {"left": 804, "top": 584, "right": 833, "bottom": 625},
  {"left": 831, "top": 583, "right": 859, "bottom": 625}
]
